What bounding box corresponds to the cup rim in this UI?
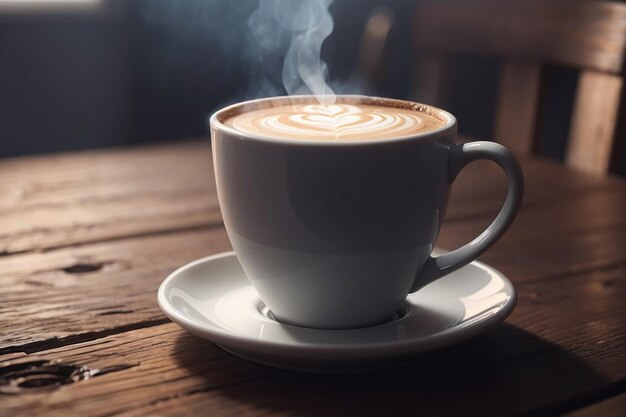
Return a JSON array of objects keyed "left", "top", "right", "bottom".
[{"left": 209, "top": 95, "right": 457, "bottom": 146}]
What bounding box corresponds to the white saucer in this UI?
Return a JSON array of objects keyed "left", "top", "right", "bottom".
[{"left": 158, "top": 250, "right": 516, "bottom": 373}]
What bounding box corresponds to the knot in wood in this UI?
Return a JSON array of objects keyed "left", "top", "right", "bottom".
[{"left": 0, "top": 359, "right": 91, "bottom": 394}]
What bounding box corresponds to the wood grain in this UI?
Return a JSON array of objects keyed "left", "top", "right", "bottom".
[
  {"left": 0, "top": 211, "right": 620, "bottom": 355},
  {"left": 1, "top": 141, "right": 624, "bottom": 256},
  {"left": 0, "top": 142, "right": 625, "bottom": 416},
  {"left": 0, "top": 141, "right": 220, "bottom": 255},
  {"left": 414, "top": 0, "right": 626, "bottom": 74},
  {"left": 0, "top": 228, "right": 231, "bottom": 352},
  {"left": 0, "top": 145, "right": 624, "bottom": 355},
  {"left": 0, "top": 264, "right": 624, "bottom": 417},
  {"left": 494, "top": 59, "right": 542, "bottom": 155},
  {"left": 567, "top": 70, "right": 624, "bottom": 174}
]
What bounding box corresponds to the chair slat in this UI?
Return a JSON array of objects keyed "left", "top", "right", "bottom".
[
  {"left": 412, "top": 0, "right": 626, "bottom": 174},
  {"left": 414, "top": 0, "right": 626, "bottom": 74},
  {"left": 567, "top": 70, "right": 623, "bottom": 174},
  {"left": 494, "top": 59, "right": 542, "bottom": 155}
]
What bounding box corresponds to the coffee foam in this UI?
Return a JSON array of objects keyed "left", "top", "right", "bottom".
[{"left": 223, "top": 101, "right": 445, "bottom": 141}]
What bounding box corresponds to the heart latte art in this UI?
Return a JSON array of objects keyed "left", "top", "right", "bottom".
[{"left": 224, "top": 103, "right": 444, "bottom": 140}]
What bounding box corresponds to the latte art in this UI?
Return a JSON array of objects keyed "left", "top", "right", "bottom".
[
  {"left": 225, "top": 103, "right": 444, "bottom": 140},
  {"left": 258, "top": 104, "right": 423, "bottom": 138}
]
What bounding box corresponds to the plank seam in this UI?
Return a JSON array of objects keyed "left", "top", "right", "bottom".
[
  {"left": 0, "top": 318, "right": 170, "bottom": 356},
  {"left": 0, "top": 220, "right": 224, "bottom": 259}
]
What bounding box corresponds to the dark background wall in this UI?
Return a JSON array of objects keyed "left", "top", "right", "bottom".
[
  {"left": 0, "top": 1, "right": 133, "bottom": 155},
  {"left": 0, "top": 0, "right": 623, "bottom": 174},
  {"left": 129, "top": 0, "right": 416, "bottom": 142}
]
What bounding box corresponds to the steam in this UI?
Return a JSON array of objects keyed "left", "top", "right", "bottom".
[
  {"left": 139, "top": 0, "right": 369, "bottom": 111},
  {"left": 249, "top": 0, "right": 336, "bottom": 105}
]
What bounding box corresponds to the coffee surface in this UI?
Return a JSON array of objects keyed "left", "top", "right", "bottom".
[{"left": 224, "top": 103, "right": 445, "bottom": 140}]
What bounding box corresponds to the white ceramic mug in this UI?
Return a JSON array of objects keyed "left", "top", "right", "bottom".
[{"left": 210, "top": 95, "right": 523, "bottom": 329}]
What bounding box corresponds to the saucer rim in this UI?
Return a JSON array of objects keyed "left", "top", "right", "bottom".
[{"left": 157, "top": 251, "right": 517, "bottom": 355}]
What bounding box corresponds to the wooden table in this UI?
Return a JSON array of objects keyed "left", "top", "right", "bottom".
[{"left": 0, "top": 141, "right": 624, "bottom": 417}]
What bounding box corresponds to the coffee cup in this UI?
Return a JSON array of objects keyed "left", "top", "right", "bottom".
[{"left": 210, "top": 95, "right": 523, "bottom": 329}]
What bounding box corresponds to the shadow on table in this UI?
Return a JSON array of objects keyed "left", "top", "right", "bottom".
[{"left": 173, "top": 324, "right": 607, "bottom": 417}]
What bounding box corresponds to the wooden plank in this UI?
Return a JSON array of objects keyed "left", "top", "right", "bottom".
[
  {"left": 494, "top": 59, "right": 542, "bottom": 155},
  {"left": 0, "top": 325, "right": 272, "bottom": 416},
  {"left": 0, "top": 142, "right": 624, "bottom": 356},
  {"left": 0, "top": 228, "right": 232, "bottom": 352},
  {"left": 1, "top": 141, "right": 623, "bottom": 256},
  {"left": 561, "top": 392, "right": 626, "bottom": 417},
  {"left": 0, "top": 264, "right": 624, "bottom": 417},
  {"left": 0, "top": 141, "right": 220, "bottom": 255},
  {"left": 442, "top": 189, "right": 626, "bottom": 281},
  {"left": 447, "top": 155, "right": 626, "bottom": 222},
  {"left": 0, "top": 141, "right": 211, "bottom": 209},
  {"left": 567, "top": 70, "right": 624, "bottom": 174},
  {"left": 414, "top": 0, "right": 626, "bottom": 74},
  {"left": 0, "top": 179, "right": 623, "bottom": 354},
  {"left": 0, "top": 143, "right": 624, "bottom": 416}
]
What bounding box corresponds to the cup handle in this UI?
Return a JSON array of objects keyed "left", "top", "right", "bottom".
[{"left": 410, "top": 141, "right": 524, "bottom": 292}]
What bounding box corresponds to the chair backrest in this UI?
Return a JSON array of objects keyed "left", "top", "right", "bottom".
[{"left": 412, "top": 0, "right": 626, "bottom": 174}]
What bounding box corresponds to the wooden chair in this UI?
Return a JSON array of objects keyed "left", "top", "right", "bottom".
[{"left": 411, "top": 0, "right": 626, "bottom": 174}]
